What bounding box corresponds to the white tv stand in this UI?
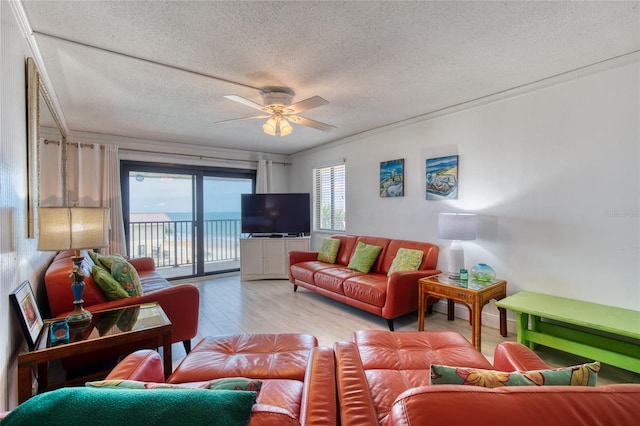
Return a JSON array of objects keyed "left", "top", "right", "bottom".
[{"left": 240, "top": 236, "right": 310, "bottom": 281}]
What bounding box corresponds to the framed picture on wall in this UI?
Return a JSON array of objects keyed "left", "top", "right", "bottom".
[
  {"left": 10, "top": 280, "right": 44, "bottom": 350},
  {"left": 426, "top": 155, "right": 458, "bottom": 200},
  {"left": 380, "top": 159, "right": 404, "bottom": 197}
]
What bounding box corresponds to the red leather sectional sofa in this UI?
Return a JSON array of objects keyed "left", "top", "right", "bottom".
[
  {"left": 44, "top": 250, "right": 199, "bottom": 351},
  {"left": 3, "top": 331, "right": 638, "bottom": 424},
  {"left": 289, "top": 235, "right": 441, "bottom": 330},
  {"left": 335, "top": 330, "right": 640, "bottom": 425}
]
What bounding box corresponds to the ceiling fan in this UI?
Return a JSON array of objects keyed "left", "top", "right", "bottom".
[{"left": 219, "top": 88, "right": 336, "bottom": 137}]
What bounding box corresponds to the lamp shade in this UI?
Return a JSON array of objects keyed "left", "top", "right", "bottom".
[
  {"left": 38, "top": 207, "right": 110, "bottom": 251},
  {"left": 438, "top": 213, "right": 477, "bottom": 241}
]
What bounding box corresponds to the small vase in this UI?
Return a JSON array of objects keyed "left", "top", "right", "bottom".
[{"left": 470, "top": 263, "right": 496, "bottom": 282}]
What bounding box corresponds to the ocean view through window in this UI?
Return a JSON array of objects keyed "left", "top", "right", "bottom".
[{"left": 121, "top": 162, "right": 254, "bottom": 279}]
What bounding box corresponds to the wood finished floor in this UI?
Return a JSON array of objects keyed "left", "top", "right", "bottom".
[{"left": 169, "top": 274, "right": 640, "bottom": 386}]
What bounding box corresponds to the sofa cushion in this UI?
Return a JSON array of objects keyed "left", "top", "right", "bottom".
[
  {"left": 343, "top": 274, "right": 388, "bottom": 307},
  {"left": 430, "top": 362, "right": 600, "bottom": 387},
  {"left": 317, "top": 238, "right": 341, "bottom": 263},
  {"left": 91, "top": 265, "right": 130, "bottom": 300},
  {"left": 347, "top": 242, "right": 383, "bottom": 273},
  {"left": 111, "top": 258, "right": 143, "bottom": 296},
  {"left": 290, "top": 261, "right": 336, "bottom": 284},
  {"left": 314, "top": 267, "right": 362, "bottom": 294},
  {"left": 387, "top": 248, "right": 423, "bottom": 276},
  {"left": 353, "top": 330, "right": 492, "bottom": 424}
]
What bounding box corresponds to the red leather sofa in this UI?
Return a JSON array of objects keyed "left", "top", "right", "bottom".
[
  {"left": 44, "top": 250, "right": 199, "bottom": 351},
  {"left": 289, "top": 235, "right": 440, "bottom": 330},
  {"left": 335, "top": 330, "right": 640, "bottom": 425},
  {"left": 97, "top": 334, "right": 336, "bottom": 426}
]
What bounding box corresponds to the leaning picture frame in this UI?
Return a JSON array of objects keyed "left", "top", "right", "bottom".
[{"left": 10, "top": 280, "right": 44, "bottom": 350}]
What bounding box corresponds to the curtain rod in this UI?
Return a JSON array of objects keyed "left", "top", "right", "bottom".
[
  {"left": 120, "top": 147, "right": 291, "bottom": 166},
  {"left": 44, "top": 141, "right": 290, "bottom": 165},
  {"left": 44, "top": 139, "right": 102, "bottom": 149}
]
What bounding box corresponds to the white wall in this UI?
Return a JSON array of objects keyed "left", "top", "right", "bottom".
[
  {"left": 1, "top": 1, "right": 57, "bottom": 410},
  {"left": 290, "top": 58, "right": 639, "bottom": 316}
]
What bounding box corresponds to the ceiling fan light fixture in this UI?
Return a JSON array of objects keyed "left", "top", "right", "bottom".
[
  {"left": 279, "top": 118, "right": 293, "bottom": 136},
  {"left": 262, "top": 117, "right": 277, "bottom": 136}
]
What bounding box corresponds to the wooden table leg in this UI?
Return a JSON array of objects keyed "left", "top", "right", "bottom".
[
  {"left": 418, "top": 288, "right": 425, "bottom": 331},
  {"left": 498, "top": 307, "right": 507, "bottom": 337},
  {"left": 447, "top": 299, "right": 455, "bottom": 321},
  {"left": 18, "top": 364, "right": 33, "bottom": 403},
  {"left": 162, "top": 332, "right": 172, "bottom": 380},
  {"left": 472, "top": 300, "right": 482, "bottom": 351}
]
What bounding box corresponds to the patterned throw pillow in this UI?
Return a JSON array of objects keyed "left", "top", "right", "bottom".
[
  {"left": 317, "top": 238, "right": 341, "bottom": 263},
  {"left": 111, "top": 259, "right": 143, "bottom": 296},
  {"left": 347, "top": 242, "right": 383, "bottom": 273},
  {"left": 387, "top": 248, "right": 423, "bottom": 276},
  {"left": 96, "top": 253, "right": 126, "bottom": 269},
  {"left": 430, "top": 362, "right": 600, "bottom": 387},
  {"left": 86, "top": 377, "right": 262, "bottom": 395},
  {"left": 91, "top": 265, "right": 130, "bottom": 300}
]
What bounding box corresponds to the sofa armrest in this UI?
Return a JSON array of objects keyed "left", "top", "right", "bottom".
[
  {"left": 300, "top": 346, "right": 337, "bottom": 426},
  {"left": 492, "top": 341, "right": 550, "bottom": 371},
  {"left": 128, "top": 257, "right": 156, "bottom": 272},
  {"left": 57, "top": 284, "right": 200, "bottom": 344},
  {"left": 105, "top": 349, "right": 166, "bottom": 382},
  {"left": 289, "top": 250, "right": 320, "bottom": 265},
  {"left": 382, "top": 269, "right": 441, "bottom": 319},
  {"left": 334, "top": 341, "right": 378, "bottom": 425}
]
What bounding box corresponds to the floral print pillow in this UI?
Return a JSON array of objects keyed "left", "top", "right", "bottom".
[{"left": 430, "top": 361, "right": 600, "bottom": 387}]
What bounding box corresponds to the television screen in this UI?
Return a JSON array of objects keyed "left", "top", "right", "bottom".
[{"left": 241, "top": 193, "right": 311, "bottom": 236}]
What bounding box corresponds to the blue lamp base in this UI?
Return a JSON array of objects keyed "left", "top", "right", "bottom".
[{"left": 67, "top": 255, "right": 93, "bottom": 326}]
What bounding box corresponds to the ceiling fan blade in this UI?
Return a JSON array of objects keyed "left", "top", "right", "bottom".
[
  {"left": 215, "top": 114, "right": 270, "bottom": 124},
  {"left": 288, "top": 96, "right": 329, "bottom": 113},
  {"left": 288, "top": 115, "right": 336, "bottom": 132},
  {"left": 223, "top": 95, "right": 266, "bottom": 111}
]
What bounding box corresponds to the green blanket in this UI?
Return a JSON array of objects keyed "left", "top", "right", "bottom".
[{"left": 1, "top": 387, "right": 255, "bottom": 426}]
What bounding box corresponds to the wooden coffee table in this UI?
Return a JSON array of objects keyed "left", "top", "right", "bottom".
[
  {"left": 18, "top": 302, "right": 172, "bottom": 403},
  {"left": 418, "top": 273, "right": 507, "bottom": 351}
]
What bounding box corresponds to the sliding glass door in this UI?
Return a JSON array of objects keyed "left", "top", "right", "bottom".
[{"left": 121, "top": 161, "right": 254, "bottom": 279}]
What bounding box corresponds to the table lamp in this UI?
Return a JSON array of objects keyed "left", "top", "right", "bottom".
[
  {"left": 38, "top": 206, "right": 110, "bottom": 324},
  {"left": 438, "top": 212, "right": 477, "bottom": 279}
]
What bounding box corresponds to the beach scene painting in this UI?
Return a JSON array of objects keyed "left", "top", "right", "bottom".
[
  {"left": 380, "top": 159, "right": 404, "bottom": 197},
  {"left": 426, "top": 155, "right": 458, "bottom": 200}
]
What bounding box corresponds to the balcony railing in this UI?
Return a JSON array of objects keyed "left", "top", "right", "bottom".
[{"left": 128, "top": 219, "right": 241, "bottom": 274}]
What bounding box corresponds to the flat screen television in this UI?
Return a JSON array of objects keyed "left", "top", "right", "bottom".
[{"left": 241, "top": 193, "right": 311, "bottom": 236}]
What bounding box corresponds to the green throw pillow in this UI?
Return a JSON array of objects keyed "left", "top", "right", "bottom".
[
  {"left": 430, "top": 362, "right": 600, "bottom": 387},
  {"left": 96, "top": 253, "right": 126, "bottom": 269},
  {"left": 387, "top": 248, "right": 423, "bottom": 276},
  {"left": 91, "top": 265, "right": 130, "bottom": 300},
  {"left": 111, "top": 259, "right": 143, "bottom": 296},
  {"left": 87, "top": 250, "right": 101, "bottom": 265},
  {"left": 347, "top": 242, "right": 383, "bottom": 273},
  {"left": 87, "top": 377, "right": 262, "bottom": 394},
  {"left": 317, "top": 238, "right": 341, "bottom": 263}
]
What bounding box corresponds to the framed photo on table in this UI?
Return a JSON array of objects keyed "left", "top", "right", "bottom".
[{"left": 10, "top": 280, "right": 44, "bottom": 350}]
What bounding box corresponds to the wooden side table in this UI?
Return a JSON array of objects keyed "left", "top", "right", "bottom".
[
  {"left": 418, "top": 273, "right": 507, "bottom": 351},
  {"left": 18, "top": 302, "right": 172, "bottom": 403}
]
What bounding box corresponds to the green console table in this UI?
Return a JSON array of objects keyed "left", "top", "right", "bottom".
[{"left": 496, "top": 291, "right": 640, "bottom": 374}]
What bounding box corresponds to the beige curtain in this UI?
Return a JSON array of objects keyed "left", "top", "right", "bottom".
[
  {"left": 38, "top": 140, "right": 64, "bottom": 206},
  {"left": 256, "top": 159, "right": 272, "bottom": 193},
  {"left": 39, "top": 141, "right": 127, "bottom": 256},
  {"left": 102, "top": 145, "right": 126, "bottom": 256}
]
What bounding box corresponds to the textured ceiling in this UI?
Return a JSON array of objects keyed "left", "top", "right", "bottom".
[{"left": 21, "top": 0, "right": 640, "bottom": 155}]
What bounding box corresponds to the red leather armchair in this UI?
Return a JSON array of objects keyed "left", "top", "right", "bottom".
[{"left": 44, "top": 250, "right": 199, "bottom": 351}]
